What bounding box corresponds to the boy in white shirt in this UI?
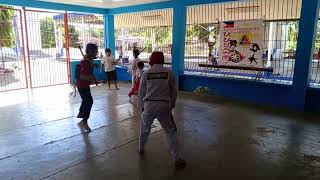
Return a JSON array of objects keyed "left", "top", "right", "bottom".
[
  {"left": 130, "top": 49, "right": 141, "bottom": 87},
  {"left": 101, "top": 48, "right": 119, "bottom": 90}
]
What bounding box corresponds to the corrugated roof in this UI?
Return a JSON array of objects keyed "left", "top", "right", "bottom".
[
  {"left": 114, "top": 0, "right": 302, "bottom": 28},
  {"left": 115, "top": 9, "right": 173, "bottom": 28}
]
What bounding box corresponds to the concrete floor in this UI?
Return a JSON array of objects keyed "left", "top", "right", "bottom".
[{"left": 0, "top": 83, "right": 320, "bottom": 180}]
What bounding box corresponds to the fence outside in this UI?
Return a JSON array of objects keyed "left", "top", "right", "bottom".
[
  {"left": 0, "top": 7, "right": 27, "bottom": 91},
  {"left": 311, "top": 20, "right": 320, "bottom": 87},
  {"left": 66, "top": 13, "right": 104, "bottom": 58},
  {"left": 24, "top": 9, "right": 69, "bottom": 88},
  {"left": 184, "top": 0, "right": 302, "bottom": 84},
  {"left": 0, "top": 6, "right": 105, "bottom": 90},
  {"left": 114, "top": 9, "right": 173, "bottom": 68}
]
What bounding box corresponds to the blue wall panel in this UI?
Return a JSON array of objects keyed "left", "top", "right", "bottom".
[
  {"left": 180, "top": 75, "right": 295, "bottom": 109},
  {"left": 180, "top": 75, "right": 320, "bottom": 112},
  {"left": 172, "top": 4, "right": 186, "bottom": 81},
  {"left": 70, "top": 60, "right": 131, "bottom": 85},
  {"left": 291, "top": 0, "right": 320, "bottom": 110},
  {"left": 104, "top": 15, "right": 115, "bottom": 56},
  {"left": 305, "top": 88, "right": 320, "bottom": 112}
]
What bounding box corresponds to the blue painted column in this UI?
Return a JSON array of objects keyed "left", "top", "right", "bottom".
[
  {"left": 292, "top": 0, "right": 320, "bottom": 110},
  {"left": 172, "top": 3, "right": 187, "bottom": 84},
  {"left": 104, "top": 14, "right": 116, "bottom": 56}
]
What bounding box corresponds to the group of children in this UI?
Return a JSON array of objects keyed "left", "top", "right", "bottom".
[
  {"left": 76, "top": 44, "right": 186, "bottom": 169},
  {"left": 100, "top": 47, "right": 145, "bottom": 98}
]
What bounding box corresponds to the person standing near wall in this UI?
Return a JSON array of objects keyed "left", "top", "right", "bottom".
[
  {"left": 208, "top": 41, "right": 218, "bottom": 65},
  {"left": 137, "top": 51, "right": 186, "bottom": 169},
  {"left": 76, "top": 43, "right": 98, "bottom": 132},
  {"left": 129, "top": 49, "right": 141, "bottom": 87},
  {"left": 102, "top": 48, "right": 119, "bottom": 90}
]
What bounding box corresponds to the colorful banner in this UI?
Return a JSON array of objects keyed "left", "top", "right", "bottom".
[{"left": 219, "top": 20, "right": 264, "bottom": 68}]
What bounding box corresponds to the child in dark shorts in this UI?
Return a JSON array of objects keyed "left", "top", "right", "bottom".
[{"left": 101, "top": 48, "right": 119, "bottom": 90}]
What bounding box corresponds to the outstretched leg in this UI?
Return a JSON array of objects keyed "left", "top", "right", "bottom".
[{"left": 138, "top": 112, "right": 155, "bottom": 152}]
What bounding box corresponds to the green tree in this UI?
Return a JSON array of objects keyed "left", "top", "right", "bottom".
[
  {"left": 40, "top": 17, "right": 55, "bottom": 48},
  {"left": 62, "top": 25, "right": 80, "bottom": 47},
  {"left": 286, "top": 22, "right": 299, "bottom": 51},
  {"left": 90, "top": 29, "right": 103, "bottom": 39},
  {"left": 186, "top": 24, "right": 218, "bottom": 44},
  {"left": 141, "top": 27, "right": 154, "bottom": 53},
  {"left": 140, "top": 26, "right": 172, "bottom": 52},
  {"left": 0, "top": 6, "right": 14, "bottom": 47},
  {"left": 154, "top": 26, "right": 172, "bottom": 46},
  {"left": 315, "top": 21, "right": 320, "bottom": 49},
  {"left": 69, "top": 26, "right": 80, "bottom": 47}
]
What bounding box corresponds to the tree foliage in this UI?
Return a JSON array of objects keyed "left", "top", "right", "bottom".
[
  {"left": 315, "top": 21, "right": 320, "bottom": 50},
  {"left": 286, "top": 22, "right": 299, "bottom": 51},
  {"left": 90, "top": 29, "right": 103, "bottom": 39},
  {"left": 186, "top": 24, "right": 219, "bottom": 44},
  {"left": 40, "top": 17, "right": 56, "bottom": 48},
  {"left": 61, "top": 25, "right": 80, "bottom": 47},
  {"left": 0, "top": 6, "right": 14, "bottom": 47}
]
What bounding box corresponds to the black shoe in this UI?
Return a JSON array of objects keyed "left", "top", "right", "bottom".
[
  {"left": 77, "top": 113, "right": 84, "bottom": 118},
  {"left": 81, "top": 122, "right": 92, "bottom": 132},
  {"left": 77, "top": 121, "right": 91, "bottom": 132},
  {"left": 175, "top": 158, "right": 186, "bottom": 169},
  {"left": 137, "top": 149, "right": 144, "bottom": 155}
]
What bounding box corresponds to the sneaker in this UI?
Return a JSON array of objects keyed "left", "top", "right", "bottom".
[
  {"left": 81, "top": 123, "right": 92, "bottom": 132},
  {"left": 175, "top": 158, "right": 186, "bottom": 169}
]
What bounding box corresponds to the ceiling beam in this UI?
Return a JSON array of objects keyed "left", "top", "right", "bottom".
[
  {"left": 108, "top": 0, "right": 244, "bottom": 15},
  {"left": 0, "top": 0, "right": 108, "bottom": 14},
  {"left": 108, "top": 1, "right": 175, "bottom": 14}
]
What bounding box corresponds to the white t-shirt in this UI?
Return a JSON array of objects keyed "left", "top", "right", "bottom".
[{"left": 102, "top": 56, "right": 116, "bottom": 72}]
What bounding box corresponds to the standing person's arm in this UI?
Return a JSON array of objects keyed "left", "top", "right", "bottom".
[
  {"left": 169, "top": 71, "right": 178, "bottom": 109},
  {"left": 138, "top": 73, "right": 147, "bottom": 110}
]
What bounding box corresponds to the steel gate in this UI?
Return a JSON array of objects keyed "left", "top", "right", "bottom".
[
  {"left": 0, "top": 7, "right": 28, "bottom": 92},
  {"left": 23, "top": 9, "right": 70, "bottom": 88}
]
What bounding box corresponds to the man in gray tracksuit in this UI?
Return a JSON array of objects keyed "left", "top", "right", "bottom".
[{"left": 137, "top": 51, "right": 186, "bottom": 168}]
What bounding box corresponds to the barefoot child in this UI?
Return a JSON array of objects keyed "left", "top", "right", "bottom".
[{"left": 76, "top": 43, "right": 98, "bottom": 132}]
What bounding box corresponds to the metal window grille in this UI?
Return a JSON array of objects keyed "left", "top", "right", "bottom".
[
  {"left": 66, "top": 13, "right": 104, "bottom": 58},
  {"left": 114, "top": 9, "right": 173, "bottom": 68},
  {"left": 185, "top": 0, "right": 302, "bottom": 84},
  {"left": 311, "top": 20, "right": 320, "bottom": 87},
  {"left": 0, "top": 6, "right": 105, "bottom": 91},
  {"left": 0, "top": 7, "right": 27, "bottom": 91},
  {"left": 24, "top": 9, "right": 69, "bottom": 88}
]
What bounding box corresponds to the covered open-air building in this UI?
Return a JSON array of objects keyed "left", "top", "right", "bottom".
[{"left": 0, "top": 0, "right": 320, "bottom": 179}]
